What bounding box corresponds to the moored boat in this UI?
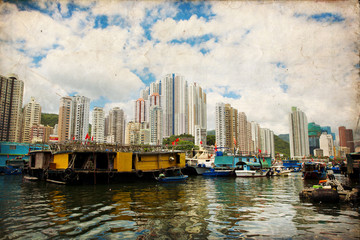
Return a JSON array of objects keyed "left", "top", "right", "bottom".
[
  {"left": 271, "top": 164, "right": 292, "bottom": 176},
  {"left": 302, "top": 162, "right": 327, "bottom": 180},
  {"left": 235, "top": 162, "right": 270, "bottom": 177},
  {"left": 202, "top": 168, "right": 233, "bottom": 177},
  {"left": 184, "top": 147, "right": 215, "bottom": 175},
  {"left": 23, "top": 146, "right": 187, "bottom": 185}
]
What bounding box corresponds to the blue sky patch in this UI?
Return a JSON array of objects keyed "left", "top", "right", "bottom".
[
  {"left": 223, "top": 91, "right": 241, "bottom": 99},
  {"left": 308, "top": 12, "right": 345, "bottom": 23},
  {"left": 275, "top": 62, "right": 286, "bottom": 69},
  {"left": 173, "top": 1, "right": 215, "bottom": 22},
  {"left": 94, "top": 15, "right": 109, "bottom": 29},
  {"left": 131, "top": 68, "right": 157, "bottom": 85},
  {"left": 69, "top": 91, "right": 78, "bottom": 97},
  {"left": 32, "top": 54, "right": 46, "bottom": 67},
  {"left": 280, "top": 83, "right": 288, "bottom": 93},
  {"left": 90, "top": 96, "right": 111, "bottom": 109},
  {"left": 200, "top": 48, "right": 210, "bottom": 55},
  {"left": 170, "top": 34, "right": 217, "bottom": 46}
]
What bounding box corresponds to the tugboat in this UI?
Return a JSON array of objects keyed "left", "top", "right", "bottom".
[{"left": 302, "top": 162, "right": 327, "bottom": 180}]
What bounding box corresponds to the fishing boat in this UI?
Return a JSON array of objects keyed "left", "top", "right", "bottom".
[
  {"left": 235, "top": 162, "right": 270, "bottom": 177},
  {"left": 156, "top": 174, "right": 188, "bottom": 182},
  {"left": 184, "top": 147, "right": 215, "bottom": 175},
  {"left": 302, "top": 162, "right": 327, "bottom": 180},
  {"left": 282, "top": 159, "right": 302, "bottom": 172},
  {"left": 270, "top": 164, "right": 292, "bottom": 176},
  {"left": 202, "top": 168, "right": 233, "bottom": 177}
]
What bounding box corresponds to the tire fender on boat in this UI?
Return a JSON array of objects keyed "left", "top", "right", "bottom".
[{"left": 136, "top": 170, "right": 144, "bottom": 178}]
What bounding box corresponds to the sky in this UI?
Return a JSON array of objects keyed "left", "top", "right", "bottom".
[{"left": 0, "top": 0, "right": 359, "bottom": 137}]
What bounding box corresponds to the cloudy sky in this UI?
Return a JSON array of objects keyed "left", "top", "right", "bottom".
[{"left": 0, "top": 0, "right": 359, "bottom": 136}]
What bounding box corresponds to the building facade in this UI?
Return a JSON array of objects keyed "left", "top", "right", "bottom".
[
  {"left": 91, "top": 107, "right": 105, "bottom": 143},
  {"left": 289, "top": 107, "right": 309, "bottom": 159},
  {"left": 0, "top": 74, "right": 24, "bottom": 142},
  {"left": 106, "top": 107, "right": 126, "bottom": 144},
  {"left": 215, "top": 103, "right": 226, "bottom": 148},
  {"left": 149, "top": 105, "right": 163, "bottom": 145},
  {"left": 22, "top": 97, "right": 41, "bottom": 143},
  {"left": 58, "top": 97, "right": 73, "bottom": 142},
  {"left": 339, "top": 126, "right": 355, "bottom": 153},
  {"left": 319, "top": 132, "right": 334, "bottom": 157}
]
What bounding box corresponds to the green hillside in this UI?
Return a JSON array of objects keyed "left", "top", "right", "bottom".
[
  {"left": 41, "top": 113, "right": 58, "bottom": 127},
  {"left": 274, "top": 134, "right": 290, "bottom": 158}
]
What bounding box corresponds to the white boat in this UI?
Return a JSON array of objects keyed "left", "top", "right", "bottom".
[
  {"left": 185, "top": 147, "right": 215, "bottom": 175},
  {"left": 235, "top": 162, "right": 270, "bottom": 177},
  {"left": 271, "top": 165, "right": 292, "bottom": 176}
]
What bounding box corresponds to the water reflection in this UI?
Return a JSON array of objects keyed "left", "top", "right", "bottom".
[{"left": 0, "top": 174, "right": 359, "bottom": 239}]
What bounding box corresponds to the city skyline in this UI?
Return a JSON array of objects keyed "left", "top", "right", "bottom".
[{"left": 0, "top": 1, "right": 359, "bottom": 136}]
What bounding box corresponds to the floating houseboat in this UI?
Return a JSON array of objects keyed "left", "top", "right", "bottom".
[
  {"left": 0, "top": 142, "right": 48, "bottom": 175},
  {"left": 346, "top": 152, "right": 360, "bottom": 179},
  {"left": 24, "top": 146, "right": 186, "bottom": 184}
]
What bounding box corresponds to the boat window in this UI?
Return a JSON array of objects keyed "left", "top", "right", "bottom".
[
  {"left": 176, "top": 154, "right": 180, "bottom": 164},
  {"left": 138, "top": 156, "right": 142, "bottom": 162},
  {"left": 9, "top": 145, "right": 16, "bottom": 150}
]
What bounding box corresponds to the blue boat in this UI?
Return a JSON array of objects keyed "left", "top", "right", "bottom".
[
  {"left": 302, "top": 162, "right": 327, "bottom": 180},
  {"left": 283, "top": 160, "right": 302, "bottom": 172},
  {"left": 202, "top": 168, "right": 233, "bottom": 176},
  {"left": 156, "top": 175, "right": 189, "bottom": 182},
  {"left": 0, "top": 142, "right": 48, "bottom": 175}
]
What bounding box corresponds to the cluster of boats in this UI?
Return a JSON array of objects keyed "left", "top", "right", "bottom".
[
  {"left": 1, "top": 142, "right": 359, "bottom": 184},
  {"left": 183, "top": 147, "right": 300, "bottom": 178}
]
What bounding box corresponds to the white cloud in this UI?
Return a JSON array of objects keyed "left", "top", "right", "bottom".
[{"left": 0, "top": 0, "right": 358, "bottom": 137}]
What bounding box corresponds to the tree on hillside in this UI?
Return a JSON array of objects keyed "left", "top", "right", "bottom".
[{"left": 207, "top": 135, "right": 215, "bottom": 146}]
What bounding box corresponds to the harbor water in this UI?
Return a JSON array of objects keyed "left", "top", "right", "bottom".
[{"left": 0, "top": 173, "right": 359, "bottom": 239}]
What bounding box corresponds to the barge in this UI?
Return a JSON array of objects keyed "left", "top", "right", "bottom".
[{"left": 24, "top": 145, "right": 186, "bottom": 185}]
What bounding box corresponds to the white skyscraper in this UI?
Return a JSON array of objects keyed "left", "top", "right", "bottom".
[
  {"left": 134, "top": 98, "right": 147, "bottom": 123},
  {"left": 71, "top": 96, "right": 90, "bottom": 141},
  {"left": 319, "top": 132, "right": 334, "bottom": 157},
  {"left": 289, "top": 106, "right": 310, "bottom": 159},
  {"left": 188, "top": 82, "right": 207, "bottom": 136},
  {"left": 150, "top": 105, "right": 163, "bottom": 145},
  {"left": 106, "top": 107, "right": 126, "bottom": 144},
  {"left": 22, "top": 97, "right": 41, "bottom": 143},
  {"left": 251, "top": 121, "right": 261, "bottom": 153},
  {"left": 195, "top": 125, "right": 207, "bottom": 146},
  {"left": 91, "top": 107, "right": 105, "bottom": 143},
  {"left": 215, "top": 103, "right": 226, "bottom": 148},
  {"left": 161, "top": 73, "right": 188, "bottom": 137},
  {"left": 260, "top": 128, "right": 275, "bottom": 158},
  {"left": 238, "top": 112, "right": 248, "bottom": 153},
  {"left": 0, "top": 74, "right": 24, "bottom": 142}
]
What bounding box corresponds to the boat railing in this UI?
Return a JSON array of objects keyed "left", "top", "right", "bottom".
[{"left": 48, "top": 142, "right": 181, "bottom": 154}]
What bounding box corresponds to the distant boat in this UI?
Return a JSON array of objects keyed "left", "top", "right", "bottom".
[
  {"left": 184, "top": 147, "right": 215, "bottom": 175},
  {"left": 202, "top": 168, "right": 233, "bottom": 177},
  {"left": 302, "top": 162, "right": 327, "bottom": 180},
  {"left": 235, "top": 162, "right": 270, "bottom": 177},
  {"left": 156, "top": 174, "right": 188, "bottom": 182},
  {"left": 270, "top": 164, "right": 292, "bottom": 176}
]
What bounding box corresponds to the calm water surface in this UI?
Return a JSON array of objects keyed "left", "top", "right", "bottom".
[{"left": 0, "top": 173, "right": 359, "bottom": 239}]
